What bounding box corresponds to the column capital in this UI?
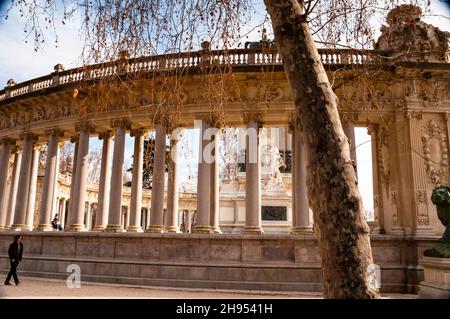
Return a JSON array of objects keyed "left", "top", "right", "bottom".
[
  {"left": 33, "top": 144, "right": 46, "bottom": 152},
  {"left": 243, "top": 112, "right": 263, "bottom": 127},
  {"left": 154, "top": 115, "right": 169, "bottom": 127},
  {"left": 44, "top": 128, "right": 65, "bottom": 138},
  {"left": 210, "top": 113, "right": 224, "bottom": 129},
  {"left": 19, "top": 132, "right": 39, "bottom": 142},
  {"left": 70, "top": 135, "right": 79, "bottom": 143},
  {"left": 288, "top": 113, "right": 300, "bottom": 133},
  {"left": 98, "top": 130, "right": 113, "bottom": 140},
  {"left": 111, "top": 119, "right": 131, "bottom": 130},
  {"left": 75, "top": 122, "right": 95, "bottom": 133},
  {"left": 11, "top": 145, "right": 22, "bottom": 153},
  {"left": 366, "top": 121, "right": 378, "bottom": 136},
  {"left": 0, "top": 137, "right": 16, "bottom": 146},
  {"left": 130, "top": 128, "right": 146, "bottom": 137},
  {"left": 340, "top": 111, "right": 359, "bottom": 124}
]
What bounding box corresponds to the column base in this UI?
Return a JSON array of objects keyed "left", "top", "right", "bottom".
[
  {"left": 165, "top": 226, "right": 181, "bottom": 233},
  {"left": 9, "top": 224, "right": 29, "bottom": 232},
  {"left": 127, "top": 226, "right": 144, "bottom": 233},
  {"left": 65, "top": 224, "right": 87, "bottom": 232},
  {"left": 104, "top": 225, "right": 125, "bottom": 232},
  {"left": 242, "top": 226, "right": 264, "bottom": 235},
  {"left": 414, "top": 226, "right": 435, "bottom": 236},
  {"left": 192, "top": 225, "right": 213, "bottom": 234},
  {"left": 290, "top": 226, "right": 313, "bottom": 235},
  {"left": 92, "top": 225, "right": 107, "bottom": 232},
  {"left": 35, "top": 224, "right": 53, "bottom": 231},
  {"left": 145, "top": 225, "right": 165, "bottom": 233},
  {"left": 211, "top": 227, "right": 222, "bottom": 234},
  {"left": 388, "top": 227, "right": 405, "bottom": 236}
]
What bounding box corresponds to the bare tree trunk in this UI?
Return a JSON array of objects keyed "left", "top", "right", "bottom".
[{"left": 264, "top": 0, "right": 380, "bottom": 299}]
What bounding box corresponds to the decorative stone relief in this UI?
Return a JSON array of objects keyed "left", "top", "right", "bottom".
[
  {"left": 375, "top": 5, "right": 450, "bottom": 63},
  {"left": 263, "top": 86, "right": 283, "bottom": 102},
  {"left": 421, "top": 120, "right": 448, "bottom": 185},
  {"left": 415, "top": 189, "right": 430, "bottom": 227},
  {"left": 416, "top": 189, "right": 428, "bottom": 204}
]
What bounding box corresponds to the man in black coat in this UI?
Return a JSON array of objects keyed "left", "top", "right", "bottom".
[{"left": 4, "top": 235, "right": 23, "bottom": 286}]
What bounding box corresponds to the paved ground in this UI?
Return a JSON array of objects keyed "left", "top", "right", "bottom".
[{"left": 0, "top": 276, "right": 417, "bottom": 299}]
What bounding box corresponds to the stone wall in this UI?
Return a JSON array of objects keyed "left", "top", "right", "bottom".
[{"left": 0, "top": 232, "right": 437, "bottom": 293}]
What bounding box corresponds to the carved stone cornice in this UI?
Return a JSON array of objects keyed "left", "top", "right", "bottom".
[
  {"left": 130, "top": 128, "right": 146, "bottom": 137},
  {"left": 98, "top": 131, "right": 113, "bottom": 140},
  {"left": 75, "top": 122, "right": 95, "bottom": 133},
  {"left": 44, "top": 128, "right": 64, "bottom": 138},
  {"left": 18, "top": 132, "right": 38, "bottom": 142}
]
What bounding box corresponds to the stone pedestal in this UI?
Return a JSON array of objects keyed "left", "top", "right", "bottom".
[{"left": 419, "top": 256, "right": 450, "bottom": 299}]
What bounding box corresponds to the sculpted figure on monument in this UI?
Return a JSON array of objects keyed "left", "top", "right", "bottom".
[
  {"left": 425, "top": 185, "right": 450, "bottom": 257},
  {"left": 375, "top": 5, "right": 450, "bottom": 63}
]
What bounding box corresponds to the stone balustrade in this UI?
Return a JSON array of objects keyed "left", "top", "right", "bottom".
[{"left": 0, "top": 48, "right": 381, "bottom": 103}]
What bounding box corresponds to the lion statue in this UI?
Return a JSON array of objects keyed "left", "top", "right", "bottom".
[{"left": 424, "top": 185, "right": 450, "bottom": 257}]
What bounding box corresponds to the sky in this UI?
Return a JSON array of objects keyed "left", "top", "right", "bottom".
[{"left": 0, "top": 0, "right": 449, "bottom": 215}]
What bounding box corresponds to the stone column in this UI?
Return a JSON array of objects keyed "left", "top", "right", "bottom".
[
  {"left": 166, "top": 129, "right": 183, "bottom": 233},
  {"left": 193, "top": 119, "right": 212, "bottom": 233},
  {"left": 11, "top": 133, "right": 38, "bottom": 231},
  {"left": 147, "top": 123, "right": 167, "bottom": 233},
  {"left": 51, "top": 145, "right": 60, "bottom": 221},
  {"left": 25, "top": 146, "right": 40, "bottom": 230},
  {"left": 210, "top": 128, "right": 221, "bottom": 233},
  {"left": 128, "top": 128, "right": 145, "bottom": 232},
  {"left": 66, "top": 123, "right": 94, "bottom": 231},
  {"left": 60, "top": 198, "right": 67, "bottom": 228},
  {"left": 38, "top": 129, "right": 64, "bottom": 231},
  {"left": 342, "top": 120, "right": 357, "bottom": 165},
  {"left": 106, "top": 120, "right": 128, "bottom": 232},
  {"left": 125, "top": 206, "right": 130, "bottom": 229},
  {"left": 185, "top": 210, "right": 194, "bottom": 233},
  {"left": 85, "top": 202, "right": 91, "bottom": 230},
  {"left": 243, "top": 116, "right": 263, "bottom": 234},
  {"left": 0, "top": 138, "right": 14, "bottom": 229},
  {"left": 368, "top": 124, "right": 383, "bottom": 234},
  {"left": 93, "top": 131, "right": 113, "bottom": 231},
  {"left": 290, "top": 119, "right": 313, "bottom": 234},
  {"left": 5, "top": 148, "right": 21, "bottom": 229},
  {"left": 68, "top": 136, "right": 79, "bottom": 224}
]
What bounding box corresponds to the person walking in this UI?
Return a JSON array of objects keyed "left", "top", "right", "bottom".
[{"left": 4, "top": 235, "right": 23, "bottom": 286}]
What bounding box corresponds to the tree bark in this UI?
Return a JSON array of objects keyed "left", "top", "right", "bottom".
[{"left": 264, "top": 0, "right": 380, "bottom": 299}]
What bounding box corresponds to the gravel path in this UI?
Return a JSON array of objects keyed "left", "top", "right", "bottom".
[
  {"left": 0, "top": 276, "right": 417, "bottom": 299},
  {"left": 0, "top": 276, "right": 322, "bottom": 299}
]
